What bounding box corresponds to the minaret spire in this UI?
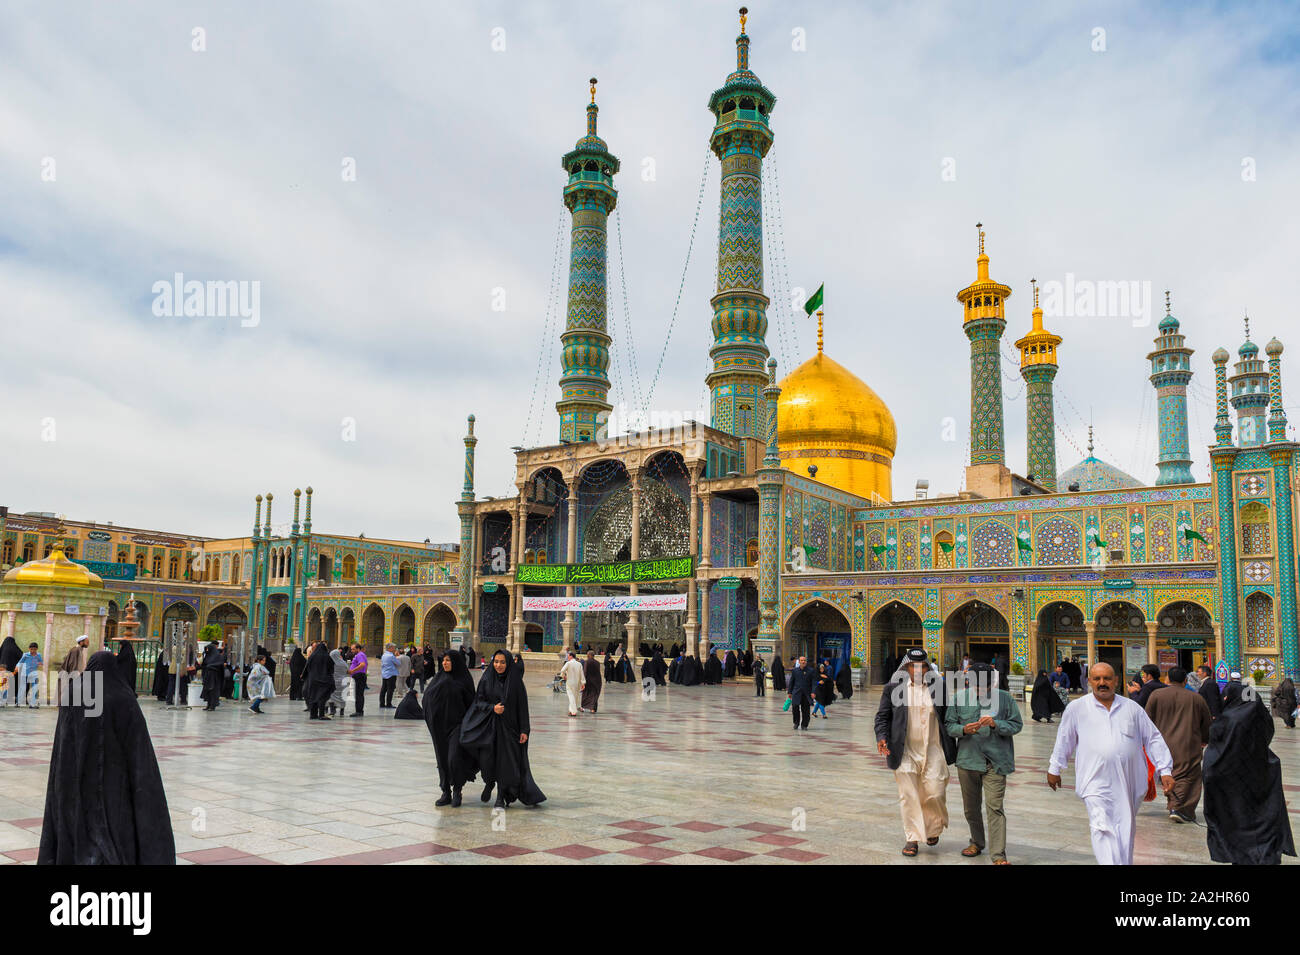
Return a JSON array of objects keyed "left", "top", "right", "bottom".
[
  {"left": 958, "top": 223, "right": 1011, "bottom": 495},
  {"left": 1229, "top": 313, "right": 1269, "bottom": 446},
  {"left": 706, "top": 7, "right": 776, "bottom": 448},
  {"left": 556, "top": 77, "right": 619, "bottom": 443},
  {"left": 1017, "top": 276, "right": 1061, "bottom": 490},
  {"left": 1148, "top": 290, "right": 1195, "bottom": 484}
]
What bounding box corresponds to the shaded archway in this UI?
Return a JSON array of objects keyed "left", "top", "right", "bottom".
[
  {"left": 340, "top": 607, "right": 355, "bottom": 645},
  {"left": 423, "top": 603, "right": 457, "bottom": 648},
  {"left": 323, "top": 608, "right": 339, "bottom": 646},
  {"left": 104, "top": 600, "right": 119, "bottom": 643},
  {"left": 1036, "top": 600, "right": 1085, "bottom": 672},
  {"left": 265, "top": 594, "right": 289, "bottom": 645},
  {"left": 783, "top": 599, "right": 853, "bottom": 671},
  {"left": 1094, "top": 599, "right": 1146, "bottom": 679},
  {"left": 944, "top": 599, "right": 1009, "bottom": 668},
  {"left": 870, "top": 600, "right": 923, "bottom": 680},
  {"left": 206, "top": 602, "right": 247, "bottom": 639},
  {"left": 361, "top": 603, "right": 385, "bottom": 648},
  {"left": 160, "top": 602, "right": 195, "bottom": 642},
  {"left": 307, "top": 607, "right": 323, "bottom": 644},
  {"left": 394, "top": 603, "right": 415, "bottom": 645},
  {"left": 1154, "top": 599, "right": 1213, "bottom": 672}
]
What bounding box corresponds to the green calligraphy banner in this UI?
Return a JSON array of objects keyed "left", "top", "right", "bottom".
[{"left": 514, "top": 555, "right": 694, "bottom": 585}]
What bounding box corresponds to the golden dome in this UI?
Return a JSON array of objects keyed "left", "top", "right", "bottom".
[
  {"left": 778, "top": 332, "right": 897, "bottom": 503},
  {"left": 3, "top": 544, "right": 103, "bottom": 587}
]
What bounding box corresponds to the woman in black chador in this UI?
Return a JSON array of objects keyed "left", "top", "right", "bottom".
[
  {"left": 288, "top": 646, "right": 306, "bottom": 700},
  {"left": 771, "top": 654, "right": 786, "bottom": 691},
  {"left": 39, "top": 650, "right": 175, "bottom": 864},
  {"left": 116, "top": 640, "right": 138, "bottom": 694},
  {"left": 423, "top": 650, "right": 478, "bottom": 806},
  {"left": 304, "top": 642, "right": 335, "bottom": 720},
  {"left": 1030, "top": 670, "right": 1066, "bottom": 723},
  {"left": 651, "top": 649, "right": 667, "bottom": 686},
  {"left": 1203, "top": 681, "right": 1296, "bottom": 865},
  {"left": 151, "top": 647, "right": 169, "bottom": 701},
  {"left": 461, "top": 650, "right": 545, "bottom": 810},
  {"left": 200, "top": 642, "right": 226, "bottom": 710}
]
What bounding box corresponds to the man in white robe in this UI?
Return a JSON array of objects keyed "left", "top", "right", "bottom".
[
  {"left": 1047, "top": 661, "right": 1174, "bottom": 864},
  {"left": 560, "top": 652, "right": 585, "bottom": 717}
]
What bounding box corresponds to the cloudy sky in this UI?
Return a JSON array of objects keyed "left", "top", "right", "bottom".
[{"left": 2, "top": 0, "right": 1297, "bottom": 542}]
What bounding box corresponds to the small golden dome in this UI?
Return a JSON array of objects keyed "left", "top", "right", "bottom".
[
  {"left": 3, "top": 544, "right": 103, "bottom": 587},
  {"left": 778, "top": 343, "right": 897, "bottom": 503}
]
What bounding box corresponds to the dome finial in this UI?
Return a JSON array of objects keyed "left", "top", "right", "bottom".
[
  {"left": 1031, "top": 277, "right": 1039, "bottom": 309},
  {"left": 976, "top": 221, "right": 984, "bottom": 255},
  {"left": 739, "top": 6, "right": 748, "bottom": 33},
  {"left": 1244, "top": 312, "right": 1250, "bottom": 341},
  {"left": 589, "top": 76, "right": 597, "bottom": 104},
  {"left": 1165, "top": 290, "right": 1171, "bottom": 316},
  {"left": 816, "top": 309, "right": 824, "bottom": 353},
  {"left": 1087, "top": 424, "right": 1094, "bottom": 455}
]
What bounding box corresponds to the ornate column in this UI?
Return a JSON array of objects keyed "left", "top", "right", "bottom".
[
  {"left": 248, "top": 494, "right": 262, "bottom": 642},
  {"left": 511, "top": 494, "right": 528, "bottom": 653},
  {"left": 1017, "top": 280, "right": 1061, "bottom": 489},
  {"left": 1145, "top": 621, "right": 1159, "bottom": 666},
  {"left": 290, "top": 488, "right": 302, "bottom": 647},
  {"left": 624, "top": 468, "right": 643, "bottom": 654},
  {"left": 300, "top": 487, "right": 314, "bottom": 647},
  {"left": 1027, "top": 620, "right": 1039, "bottom": 676},
  {"left": 684, "top": 466, "right": 701, "bottom": 649},
  {"left": 1264, "top": 339, "right": 1298, "bottom": 679},
  {"left": 1084, "top": 621, "right": 1097, "bottom": 672},
  {"left": 453, "top": 416, "right": 478, "bottom": 650},
  {"left": 756, "top": 359, "right": 783, "bottom": 650},
  {"left": 1211, "top": 348, "right": 1242, "bottom": 670},
  {"left": 1148, "top": 293, "right": 1195, "bottom": 485},
  {"left": 698, "top": 490, "right": 713, "bottom": 659},
  {"left": 259, "top": 493, "right": 273, "bottom": 642},
  {"left": 561, "top": 477, "right": 578, "bottom": 651}
]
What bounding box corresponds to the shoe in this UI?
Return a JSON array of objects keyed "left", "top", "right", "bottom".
[
  {"left": 319, "top": 715, "right": 332, "bottom": 720},
  {"left": 349, "top": 712, "right": 363, "bottom": 717},
  {"left": 450, "top": 788, "right": 462, "bottom": 808},
  {"left": 494, "top": 796, "right": 506, "bottom": 809},
  {"left": 481, "top": 783, "right": 494, "bottom": 803},
  {"left": 961, "top": 843, "right": 982, "bottom": 857},
  {"left": 901, "top": 842, "right": 919, "bottom": 857},
  {"left": 435, "top": 792, "right": 452, "bottom": 807}
]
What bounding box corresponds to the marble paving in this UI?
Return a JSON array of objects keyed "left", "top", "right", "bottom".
[{"left": 1, "top": 672, "right": 1295, "bottom": 865}]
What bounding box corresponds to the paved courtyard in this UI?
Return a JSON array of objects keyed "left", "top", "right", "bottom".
[{"left": 1, "top": 672, "right": 1296, "bottom": 865}]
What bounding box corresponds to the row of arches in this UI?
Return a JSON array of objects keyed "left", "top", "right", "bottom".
[{"left": 303, "top": 602, "right": 458, "bottom": 649}]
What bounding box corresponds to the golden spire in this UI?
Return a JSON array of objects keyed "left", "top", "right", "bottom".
[
  {"left": 589, "top": 76, "right": 597, "bottom": 104},
  {"left": 975, "top": 221, "right": 989, "bottom": 281},
  {"left": 957, "top": 221, "right": 1009, "bottom": 318},
  {"left": 739, "top": 5, "right": 748, "bottom": 33},
  {"left": 1016, "top": 275, "right": 1060, "bottom": 368},
  {"left": 816, "top": 309, "right": 824, "bottom": 353}
]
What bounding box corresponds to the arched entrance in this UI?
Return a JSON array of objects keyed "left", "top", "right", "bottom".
[
  {"left": 870, "top": 600, "right": 923, "bottom": 681},
  {"left": 307, "top": 607, "right": 323, "bottom": 644},
  {"left": 323, "top": 608, "right": 339, "bottom": 646},
  {"left": 265, "top": 594, "right": 289, "bottom": 645},
  {"left": 1154, "top": 600, "right": 1213, "bottom": 673},
  {"left": 784, "top": 600, "right": 853, "bottom": 672},
  {"left": 944, "top": 600, "right": 1009, "bottom": 669},
  {"left": 423, "top": 603, "right": 457, "bottom": 648},
  {"left": 105, "top": 600, "right": 119, "bottom": 643},
  {"left": 340, "top": 607, "right": 355, "bottom": 645},
  {"left": 394, "top": 604, "right": 415, "bottom": 645},
  {"left": 1095, "top": 600, "right": 1146, "bottom": 681},
  {"left": 361, "top": 603, "right": 385, "bottom": 648},
  {"left": 160, "top": 602, "right": 194, "bottom": 642},
  {"left": 206, "top": 602, "right": 248, "bottom": 639},
  {"left": 524, "top": 623, "right": 544, "bottom": 653},
  {"left": 1036, "top": 600, "right": 1086, "bottom": 673}
]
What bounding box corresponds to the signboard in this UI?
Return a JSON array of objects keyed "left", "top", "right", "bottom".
[
  {"left": 1157, "top": 648, "right": 1178, "bottom": 675},
  {"left": 64, "top": 605, "right": 80, "bottom": 614},
  {"left": 6, "top": 520, "right": 62, "bottom": 534},
  {"left": 521, "top": 593, "right": 687, "bottom": 612},
  {"left": 21, "top": 601, "right": 36, "bottom": 612},
  {"left": 72, "top": 559, "right": 137, "bottom": 580},
  {"left": 1215, "top": 659, "right": 1230, "bottom": 691},
  {"left": 714, "top": 577, "right": 741, "bottom": 590},
  {"left": 515, "top": 555, "right": 693, "bottom": 585},
  {"left": 131, "top": 535, "right": 186, "bottom": 548},
  {"left": 1124, "top": 642, "right": 1147, "bottom": 680},
  {"left": 1103, "top": 579, "right": 1135, "bottom": 590},
  {"left": 87, "top": 531, "right": 113, "bottom": 542},
  {"left": 923, "top": 619, "right": 944, "bottom": 629},
  {"left": 1168, "top": 635, "right": 1206, "bottom": 650},
  {"left": 482, "top": 582, "right": 499, "bottom": 593}
]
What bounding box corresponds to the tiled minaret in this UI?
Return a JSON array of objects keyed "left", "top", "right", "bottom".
[
  {"left": 706, "top": 7, "right": 774, "bottom": 445},
  {"left": 557, "top": 79, "right": 619, "bottom": 443},
  {"left": 1016, "top": 279, "right": 1061, "bottom": 490},
  {"left": 1148, "top": 291, "right": 1195, "bottom": 484},
  {"left": 1230, "top": 317, "right": 1270, "bottom": 447},
  {"left": 452, "top": 415, "right": 477, "bottom": 648},
  {"left": 958, "top": 224, "right": 1012, "bottom": 497}
]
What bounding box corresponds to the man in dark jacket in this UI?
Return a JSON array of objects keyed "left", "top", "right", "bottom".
[
  {"left": 786, "top": 655, "right": 814, "bottom": 730},
  {"left": 1127, "top": 663, "right": 1163, "bottom": 708},
  {"left": 875, "top": 647, "right": 958, "bottom": 856},
  {"left": 1195, "top": 664, "right": 1222, "bottom": 719}
]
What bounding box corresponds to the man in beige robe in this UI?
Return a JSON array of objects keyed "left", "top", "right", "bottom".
[
  {"left": 875, "top": 647, "right": 958, "bottom": 856},
  {"left": 1144, "top": 666, "right": 1212, "bottom": 823},
  {"left": 56, "top": 634, "right": 90, "bottom": 707}
]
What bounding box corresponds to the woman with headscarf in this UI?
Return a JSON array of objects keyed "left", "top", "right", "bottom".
[
  {"left": 115, "top": 640, "right": 138, "bottom": 695},
  {"left": 288, "top": 646, "right": 307, "bottom": 700},
  {"left": 1030, "top": 669, "right": 1066, "bottom": 723},
  {"left": 604, "top": 649, "right": 616, "bottom": 683},
  {"left": 703, "top": 650, "right": 723, "bottom": 685},
  {"left": 465, "top": 645, "right": 478, "bottom": 668},
  {"left": 0, "top": 635, "right": 21, "bottom": 705},
  {"left": 151, "top": 646, "right": 169, "bottom": 702},
  {"left": 616, "top": 650, "right": 633, "bottom": 683},
  {"left": 461, "top": 650, "right": 546, "bottom": 810},
  {"left": 742, "top": 649, "right": 754, "bottom": 677},
  {"left": 639, "top": 655, "right": 653, "bottom": 684},
  {"left": 669, "top": 653, "right": 681, "bottom": 684},
  {"left": 1272, "top": 677, "right": 1297, "bottom": 729},
  {"left": 424, "top": 650, "right": 478, "bottom": 806},
  {"left": 327, "top": 647, "right": 349, "bottom": 717},
  {"left": 813, "top": 662, "right": 836, "bottom": 719},
  {"left": 38, "top": 650, "right": 175, "bottom": 864},
  {"left": 246, "top": 654, "right": 275, "bottom": 714},
  {"left": 513, "top": 652, "right": 526, "bottom": 674},
  {"left": 723, "top": 650, "right": 737, "bottom": 680},
  {"left": 771, "top": 654, "right": 786, "bottom": 692},
  {"left": 835, "top": 658, "right": 854, "bottom": 700},
  {"left": 582, "top": 650, "right": 603, "bottom": 713},
  {"left": 304, "top": 641, "right": 335, "bottom": 720},
  {"left": 199, "top": 642, "right": 226, "bottom": 711},
  {"left": 395, "top": 687, "right": 424, "bottom": 719},
  {"left": 1204, "top": 681, "right": 1296, "bottom": 864},
  {"left": 652, "top": 649, "right": 667, "bottom": 687}
]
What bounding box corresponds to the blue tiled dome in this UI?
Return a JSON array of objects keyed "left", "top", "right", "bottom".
[{"left": 1058, "top": 455, "right": 1144, "bottom": 492}]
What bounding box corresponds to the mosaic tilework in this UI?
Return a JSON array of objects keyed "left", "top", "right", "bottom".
[
  {"left": 971, "top": 519, "right": 1014, "bottom": 568},
  {"left": 1034, "top": 516, "right": 1082, "bottom": 566},
  {"left": 1246, "top": 592, "right": 1275, "bottom": 650}
]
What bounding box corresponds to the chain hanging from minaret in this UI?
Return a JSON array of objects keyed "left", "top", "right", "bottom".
[
  {"left": 706, "top": 7, "right": 775, "bottom": 444},
  {"left": 557, "top": 78, "right": 619, "bottom": 444}
]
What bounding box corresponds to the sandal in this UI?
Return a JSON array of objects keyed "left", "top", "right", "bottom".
[
  {"left": 926, "top": 836, "right": 940, "bottom": 846},
  {"left": 961, "top": 844, "right": 982, "bottom": 857},
  {"left": 901, "top": 842, "right": 919, "bottom": 857},
  {"left": 993, "top": 859, "right": 1010, "bottom": 865}
]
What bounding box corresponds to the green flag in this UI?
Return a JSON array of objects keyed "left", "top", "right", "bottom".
[
  {"left": 1016, "top": 537, "right": 1033, "bottom": 553},
  {"left": 1088, "top": 530, "right": 1105, "bottom": 548},
  {"left": 1184, "top": 527, "right": 1208, "bottom": 543},
  {"left": 803, "top": 543, "right": 818, "bottom": 557},
  {"left": 937, "top": 540, "right": 954, "bottom": 553},
  {"left": 870, "top": 544, "right": 888, "bottom": 555},
  {"left": 803, "top": 283, "right": 824, "bottom": 316}
]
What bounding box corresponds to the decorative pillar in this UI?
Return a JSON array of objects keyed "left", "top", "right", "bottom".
[
  {"left": 512, "top": 495, "right": 527, "bottom": 653},
  {"left": 959, "top": 224, "right": 1010, "bottom": 468},
  {"left": 453, "top": 416, "right": 477, "bottom": 649},
  {"left": 1145, "top": 621, "right": 1159, "bottom": 666},
  {"left": 248, "top": 494, "right": 262, "bottom": 642},
  {"left": 756, "top": 358, "right": 783, "bottom": 649},
  {"left": 557, "top": 78, "right": 618, "bottom": 443},
  {"left": 259, "top": 493, "right": 273, "bottom": 642},
  {"left": 290, "top": 488, "right": 302, "bottom": 648},
  {"left": 300, "top": 486, "right": 313, "bottom": 647},
  {"left": 43, "top": 611, "right": 54, "bottom": 692},
  {"left": 1016, "top": 279, "right": 1061, "bottom": 489},
  {"left": 706, "top": 7, "right": 774, "bottom": 442},
  {"left": 1084, "top": 621, "right": 1097, "bottom": 671},
  {"left": 1148, "top": 292, "right": 1195, "bottom": 484},
  {"left": 1213, "top": 624, "right": 1224, "bottom": 665},
  {"left": 1266, "top": 338, "right": 1288, "bottom": 442},
  {"left": 624, "top": 468, "right": 643, "bottom": 654},
  {"left": 1027, "top": 620, "right": 1039, "bottom": 676},
  {"left": 698, "top": 490, "right": 713, "bottom": 658},
  {"left": 684, "top": 467, "right": 701, "bottom": 649},
  {"left": 1265, "top": 338, "right": 1297, "bottom": 676},
  {"left": 561, "top": 477, "right": 578, "bottom": 651}
]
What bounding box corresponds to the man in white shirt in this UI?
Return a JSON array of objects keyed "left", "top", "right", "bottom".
[
  {"left": 560, "top": 651, "right": 585, "bottom": 717},
  {"left": 1047, "top": 661, "right": 1174, "bottom": 865}
]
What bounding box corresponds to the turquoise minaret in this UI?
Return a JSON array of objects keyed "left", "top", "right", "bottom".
[
  {"left": 556, "top": 78, "right": 619, "bottom": 444},
  {"left": 1016, "top": 279, "right": 1061, "bottom": 490},
  {"left": 1229, "top": 317, "right": 1269, "bottom": 447},
  {"left": 452, "top": 415, "right": 477, "bottom": 647},
  {"left": 258, "top": 492, "right": 273, "bottom": 640},
  {"left": 1210, "top": 347, "right": 1242, "bottom": 668},
  {"left": 248, "top": 494, "right": 262, "bottom": 640},
  {"left": 1148, "top": 291, "right": 1195, "bottom": 484},
  {"left": 958, "top": 224, "right": 1011, "bottom": 468},
  {"left": 756, "top": 358, "right": 781, "bottom": 647},
  {"left": 706, "top": 7, "right": 774, "bottom": 443}
]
